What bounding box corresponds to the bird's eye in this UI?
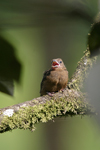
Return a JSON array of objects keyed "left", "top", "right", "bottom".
[{"left": 59, "top": 61, "right": 62, "bottom": 63}]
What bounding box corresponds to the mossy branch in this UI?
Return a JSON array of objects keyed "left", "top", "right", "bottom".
[{"left": 0, "top": 50, "right": 96, "bottom": 133}]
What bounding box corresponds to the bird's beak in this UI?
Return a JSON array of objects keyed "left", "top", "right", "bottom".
[{"left": 52, "top": 60, "right": 60, "bottom": 68}]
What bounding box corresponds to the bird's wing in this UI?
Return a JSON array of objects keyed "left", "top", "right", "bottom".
[{"left": 40, "top": 69, "right": 51, "bottom": 93}]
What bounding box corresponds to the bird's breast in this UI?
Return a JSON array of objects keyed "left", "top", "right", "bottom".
[
  {"left": 47, "top": 70, "right": 68, "bottom": 84},
  {"left": 46, "top": 72, "right": 59, "bottom": 83}
]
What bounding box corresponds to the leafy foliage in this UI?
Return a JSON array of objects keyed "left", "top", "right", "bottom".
[{"left": 0, "top": 36, "right": 21, "bottom": 95}]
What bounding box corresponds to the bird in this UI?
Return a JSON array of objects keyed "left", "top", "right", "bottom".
[{"left": 40, "top": 58, "right": 68, "bottom": 96}]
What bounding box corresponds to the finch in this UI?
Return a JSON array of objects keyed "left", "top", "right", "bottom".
[{"left": 40, "top": 58, "right": 68, "bottom": 96}]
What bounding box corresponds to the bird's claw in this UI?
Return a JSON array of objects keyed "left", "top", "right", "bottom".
[
  {"left": 47, "top": 92, "right": 55, "bottom": 97},
  {"left": 59, "top": 89, "right": 65, "bottom": 93}
]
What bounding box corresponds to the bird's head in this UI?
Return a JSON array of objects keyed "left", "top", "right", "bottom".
[{"left": 51, "top": 58, "right": 66, "bottom": 70}]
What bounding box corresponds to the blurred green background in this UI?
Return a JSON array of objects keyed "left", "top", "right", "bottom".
[{"left": 0, "top": 0, "right": 100, "bottom": 150}]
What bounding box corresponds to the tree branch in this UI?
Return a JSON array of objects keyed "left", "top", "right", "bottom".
[{"left": 0, "top": 50, "right": 96, "bottom": 133}]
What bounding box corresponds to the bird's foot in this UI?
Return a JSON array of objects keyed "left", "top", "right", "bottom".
[
  {"left": 47, "top": 92, "right": 55, "bottom": 97},
  {"left": 59, "top": 89, "right": 65, "bottom": 93}
]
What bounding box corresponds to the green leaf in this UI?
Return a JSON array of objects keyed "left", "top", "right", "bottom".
[
  {"left": 0, "top": 78, "right": 14, "bottom": 96},
  {"left": 0, "top": 36, "right": 21, "bottom": 95},
  {"left": 88, "top": 22, "right": 100, "bottom": 57}
]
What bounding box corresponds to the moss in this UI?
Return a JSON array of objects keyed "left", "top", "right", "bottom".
[{"left": 0, "top": 92, "right": 94, "bottom": 133}]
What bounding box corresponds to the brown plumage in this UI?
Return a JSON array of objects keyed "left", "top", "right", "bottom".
[{"left": 40, "top": 58, "right": 68, "bottom": 96}]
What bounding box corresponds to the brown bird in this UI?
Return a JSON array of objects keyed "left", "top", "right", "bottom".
[{"left": 40, "top": 58, "right": 68, "bottom": 96}]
